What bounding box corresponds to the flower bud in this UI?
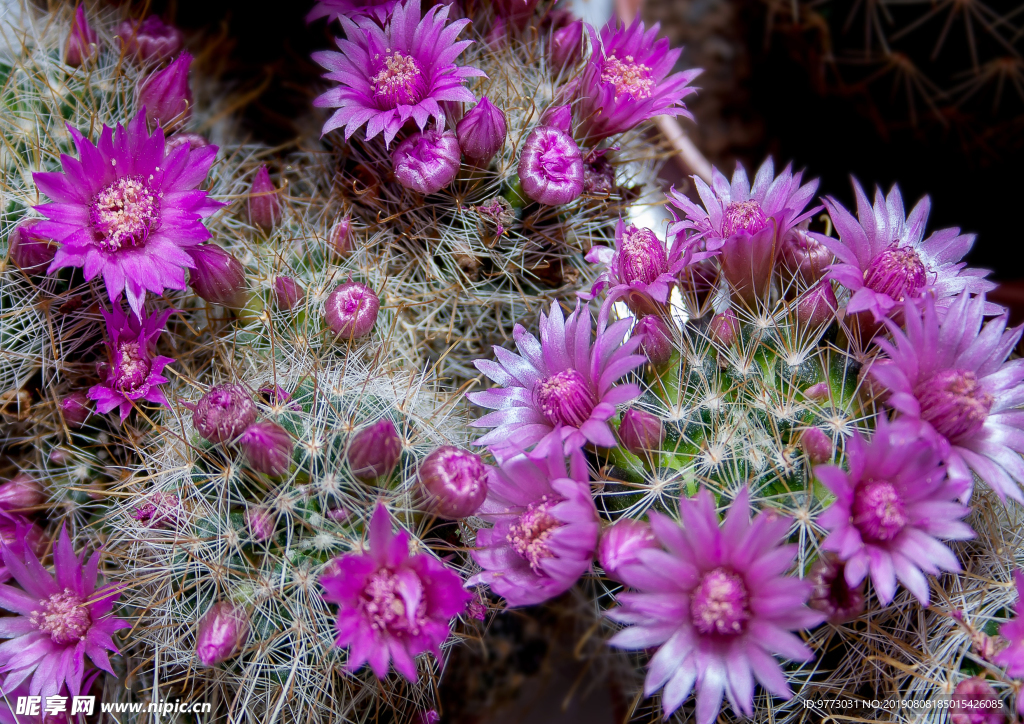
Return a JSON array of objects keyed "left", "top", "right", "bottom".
[
  {"left": 518, "top": 126, "right": 583, "bottom": 206},
  {"left": 132, "top": 492, "right": 181, "bottom": 528},
  {"left": 781, "top": 229, "right": 832, "bottom": 283},
  {"left": 598, "top": 519, "right": 659, "bottom": 583},
  {"left": 492, "top": 0, "right": 540, "bottom": 28},
  {"left": 804, "top": 382, "right": 830, "bottom": 400},
  {"left": 65, "top": 6, "right": 98, "bottom": 67},
  {"left": 392, "top": 129, "right": 461, "bottom": 195},
  {"left": 49, "top": 448, "right": 72, "bottom": 465},
  {"left": 61, "top": 391, "right": 90, "bottom": 428},
  {"left": 796, "top": 282, "right": 838, "bottom": 328},
  {"left": 539, "top": 104, "right": 572, "bottom": 134},
  {"left": 550, "top": 20, "right": 583, "bottom": 71},
  {"left": 634, "top": 315, "right": 674, "bottom": 366},
  {"left": 324, "top": 281, "right": 379, "bottom": 339},
  {"left": 196, "top": 602, "right": 250, "bottom": 666},
  {"left": 618, "top": 409, "right": 665, "bottom": 455},
  {"left": 348, "top": 419, "right": 403, "bottom": 482},
  {"left": 192, "top": 384, "right": 257, "bottom": 443},
  {"left": 115, "top": 16, "right": 184, "bottom": 63},
  {"left": 274, "top": 276, "right": 304, "bottom": 311},
  {"left": 800, "top": 427, "right": 832, "bottom": 464},
  {"left": 0, "top": 514, "right": 45, "bottom": 582},
  {"left": 0, "top": 474, "right": 44, "bottom": 511},
  {"left": 165, "top": 132, "right": 209, "bottom": 156},
  {"left": 330, "top": 215, "right": 353, "bottom": 257},
  {"left": 708, "top": 309, "right": 739, "bottom": 348},
  {"left": 239, "top": 422, "right": 293, "bottom": 476},
  {"left": 418, "top": 446, "right": 488, "bottom": 519},
  {"left": 327, "top": 507, "right": 349, "bottom": 523},
  {"left": 137, "top": 52, "right": 193, "bottom": 130},
  {"left": 950, "top": 678, "right": 1004, "bottom": 724},
  {"left": 456, "top": 97, "right": 506, "bottom": 164},
  {"left": 808, "top": 553, "right": 865, "bottom": 624},
  {"left": 245, "top": 507, "right": 275, "bottom": 542},
  {"left": 187, "top": 244, "right": 247, "bottom": 308},
  {"left": 248, "top": 165, "right": 282, "bottom": 231},
  {"left": 8, "top": 219, "right": 55, "bottom": 272}
]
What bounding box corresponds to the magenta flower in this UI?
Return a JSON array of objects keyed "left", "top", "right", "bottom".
[
  {"left": 576, "top": 19, "right": 700, "bottom": 141},
  {"left": 815, "top": 416, "right": 973, "bottom": 606},
  {"left": 32, "top": 111, "right": 221, "bottom": 317},
  {"left": 993, "top": 571, "right": 1024, "bottom": 679},
  {"left": 320, "top": 504, "right": 471, "bottom": 681},
  {"left": 0, "top": 514, "right": 43, "bottom": 585},
  {"left": 869, "top": 293, "right": 1024, "bottom": 503},
  {"left": 667, "top": 158, "right": 820, "bottom": 303},
  {"left": 816, "top": 180, "right": 995, "bottom": 322},
  {"left": 0, "top": 525, "right": 128, "bottom": 700},
  {"left": 65, "top": 6, "right": 98, "bottom": 67},
  {"left": 88, "top": 305, "right": 175, "bottom": 423},
  {"left": 307, "top": 0, "right": 399, "bottom": 24},
  {"left": 469, "top": 439, "right": 599, "bottom": 606},
  {"left": 468, "top": 301, "right": 645, "bottom": 458},
  {"left": 608, "top": 488, "right": 824, "bottom": 723},
  {"left": 313, "top": 0, "right": 484, "bottom": 147}
]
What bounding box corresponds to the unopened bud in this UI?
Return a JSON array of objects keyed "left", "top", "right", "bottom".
[
  {"left": 324, "top": 281, "right": 379, "bottom": 339},
  {"left": 419, "top": 446, "right": 488, "bottom": 519},
  {"left": 456, "top": 97, "right": 506, "bottom": 164},
  {"left": 0, "top": 474, "right": 44, "bottom": 511},
  {"left": 550, "top": 20, "right": 583, "bottom": 71},
  {"left": 137, "top": 52, "right": 193, "bottom": 130},
  {"left": 330, "top": 215, "right": 353, "bottom": 257},
  {"left": 65, "top": 6, "right": 99, "bottom": 67},
  {"left": 192, "top": 384, "right": 257, "bottom": 443},
  {"left": 348, "top": 419, "right": 403, "bottom": 482},
  {"left": 800, "top": 427, "right": 833, "bottom": 464},
  {"left": 115, "top": 16, "right": 184, "bottom": 63},
  {"left": 708, "top": 309, "right": 739, "bottom": 348},
  {"left": 634, "top": 315, "right": 673, "bottom": 367},
  {"left": 196, "top": 602, "right": 250, "bottom": 666},
  {"left": 187, "top": 244, "right": 247, "bottom": 308},
  {"left": 245, "top": 507, "right": 275, "bottom": 541},
  {"left": 8, "top": 219, "right": 55, "bottom": 272},
  {"left": 781, "top": 229, "right": 832, "bottom": 283},
  {"left": 950, "top": 678, "right": 1003, "bottom": 724},
  {"left": 392, "top": 129, "right": 461, "bottom": 195},
  {"left": 248, "top": 166, "right": 282, "bottom": 232},
  {"left": 60, "top": 391, "right": 90, "bottom": 428},
  {"left": 539, "top": 104, "right": 572, "bottom": 134},
  {"left": 618, "top": 409, "right": 665, "bottom": 456},
  {"left": 796, "top": 282, "right": 838, "bottom": 328},
  {"left": 518, "top": 126, "right": 583, "bottom": 206},
  {"left": 598, "top": 519, "right": 660, "bottom": 583},
  {"left": 239, "top": 421, "right": 293, "bottom": 476},
  {"left": 164, "top": 132, "right": 209, "bottom": 156},
  {"left": 274, "top": 276, "right": 304, "bottom": 311}
]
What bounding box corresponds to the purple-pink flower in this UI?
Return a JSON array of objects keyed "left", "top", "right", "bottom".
[
  {"left": 0, "top": 525, "right": 128, "bottom": 700},
  {"left": 608, "top": 488, "right": 824, "bottom": 723},
  {"left": 320, "top": 504, "right": 471, "bottom": 681},
  {"left": 32, "top": 111, "right": 221, "bottom": 317},
  {"left": 469, "top": 439, "right": 599, "bottom": 606},
  {"left": 993, "top": 571, "right": 1024, "bottom": 680},
  {"left": 815, "top": 416, "right": 974, "bottom": 606},
  {"left": 870, "top": 293, "right": 1024, "bottom": 503},
  {"left": 313, "top": 0, "right": 484, "bottom": 147},
  {"left": 816, "top": 180, "right": 995, "bottom": 322},
  {"left": 88, "top": 305, "right": 175, "bottom": 422},
  {"left": 468, "top": 301, "right": 645, "bottom": 459},
  {"left": 576, "top": 19, "right": 700, "bottom": 141}
]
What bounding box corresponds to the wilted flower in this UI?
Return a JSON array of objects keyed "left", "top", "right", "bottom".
[
  {"left": 115, "top": 16, "right": 184, "bottom": 63},
  {"left": 392, "top": 129, "right": 461, "bottom": 194},
  {"left": 32, "top": 111, "right": 221, "bottom": 317},
  {"left": 248, "top": 165, "right": 282, "bottom": 231},
  {"left": 65, "top": 6, "right": 98, "bottom": 67},
  {"left": 576, "top": 19, "right": 700, "bottom": 141},
  {"left": 469, "top": 301, "right": 645, "bottom": 458},
  {"left": 88, "top": 305, "right": 175, "bottom": 423},
  {"left": 950, "top": 677, "right": 1005, "bottom": 724},
  {"left": 0, "top": 474, "right": 44, "bottom": 512},
  {"left": 815, "top": 416, "right": 973, "bottom": 605},
  {"left": 313, "top": 0, "right": 484, "bottom": 146},
  {"left": 320, "top": 504, "right": 471, "bottom": 680},
  {"left": 195, "top": 602, "right": 249, "bottom": 666},
  {"left": 993, "top": 571, "right": 1024, "bottom": 678},
  {"left": 348, "top": 419, "right": 403, "bottom": 482},
  {"left": 518, "top": 125, "right": 583, "bottom": 206},
  {"left": 192, "top": 384, "right": 257, "bottom": 444},
  {"left": 0, "top": 525, "right": 129, "bottom": 699},
  {"left": 598, "top": 518, "right": 659, "bottom": 583},
  {"left": 609, "top": 488, "right": 824, "bottom": 722},
  {"left": 324, "top": 281, "right": 380, "bottom": 339},
  {"left": 7, "top": 219, "right": 55, "bottom": 272},
  {"left": 187, "top": 244, "right": 247, "bottom": 308},
  {"left": 137, "top": 52, "right": 193, "bottom": 129},
  {"left": 418, "top": 446, "right": 488, "bottom": 518},
  {"left": 274, "top": 276, "right": 305, "bottom": 310},
  {"left": 456, "top": 97, "right": 506, "bottom": 163},
  {"left": 550, "top": 20, "right": 583, "bottom": 71},
  {"left": 808, "top": 553, "right": 865, "bottom": 624},
  {"left": 618, "top": 409, "right": 665, "bottom": 455},
  {"left": 60, "top": 391, "right": 90, "bottom": 428},
  {"left": 633, "top": 315, "right": 674, "bottom": 366},
  {"left": 469, "top": 439, "right": 598, "bottom": 606},
  {"left": 239, "top": 422, "right": 293, "bottom": 476}
]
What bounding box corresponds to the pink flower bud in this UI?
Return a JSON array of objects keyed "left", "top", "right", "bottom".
[
  {"left": 192, "top": 384, "right": 257, "bottom": 443},
  {"left": 951, "top": 678, "right": 1004, "bottom": 724},
  {"left": 781, "top": 229, "right": 832, "bottom": 283},
  {"left": 65, "top": 6, "right": 98, "bottom": 67},
  {"left": 8, "top": 219, "right": 55, "bottom": 272},
  {"left": 137, "top": 52, "right": 193, "bottom": 130},
  {"left": 809, "top": 553, "right": 865, "bottom": 624},
  {"left": 348, "top": 419, "right": 403, "bottom": 482},
  {"left": 419, "top": 446, "right": 488, "bottom": 519},
  {"left": 49, "top": 448, "right": 72, "bottom": 465},
  {"left": 115, "top": 16, "right": 184, "bottom": 64},
  {"left": 518, "top": 126, "right": 583, "bottom": 206},
  {"left": 392, "top": 129, "right": 461, "bottom": 195},
  {"left": 539, "top": 104, "right": 572, "bottom": 134},
  {"left": 618, "top": 409, "right": 665, "bottom": 455},
  {"left": 61, "top": 391, "right": 91, "bottom": 428},
  {"left": 165, "top": 132, "right": 209, "bottom": 156},
  {"left": 598, "top": 519, "right": 659, "bottom": 583},
  {"left": 800, "top": 427, "right": 832, "bottom": 464},
  {"left": 245, "top": 507, "right": 275, "bottom": 541},
  {"left": 718, "top": 222, "right": 777, "bottom": 305},
  {"left": 804, "top": 382, "right": 830, "bottom": 400},
  {"left": 709, "top": 309, "right": 739, "bottom": 348},
  {"left": 330, "top": 215, "right": 353, "bottom": 257},
  {"left": 327, "top": 507, "right": 349, "bottom": 523},
  {"left": 550, "top": 20, "right": 583, "bottom": 71},
  {"left": 796, "top": 282, "right": 838, "bottom": 328},
  {"left": 0, "top": 474, "right": 44, "bottom": 511},
  {"left": 239, "top": 421, "right": 293, "bottom": 476},
  {"left": 196, "top": 602, "right": 249, "bottom": 666},
  {"left": 456, "top": 97, "right": 506, "bottom": 164},
  {"left": 634, "top": 315, "right": 674, "bottom": 366},
  {"left": 274, "top": 276, "right": 304, "bottom": 311},
  {"left": 187, "top": 244, "right": 247, "bottom": 308},
  {"left": 324, "top": 281, "right": 379, "bottom": 339},
  {"left": 248, "top": 165, "right": 282, "bottom": 231}
]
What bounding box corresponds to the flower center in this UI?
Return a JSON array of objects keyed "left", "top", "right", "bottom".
[
  {"left": 690, "top": 567, "right": 751, "bottom": 635},
  {"left": 371, "top": 50, "right": 426, "bottom": 108},
  {"left": 113, "top": 340, "right": 152, "bottom": 393},
  {"left": 721, "top": 200, "right": 768, "bottom": 237},
  {"left": 534, "top": 369, "right": 595, "bottom": 427},
  {"left": 601, "top": 54, "right": 654, "bottom": 99},
  {"left": 619, "top": 226, "right": 668, "bottom": 285},
  {"left": 862, "top": 244, "right": 927, "bottom": 302},
  {"left": 362, "top": 569, "right": 426, "bottom": 636},
  {"left": 915, "top": 368, "right": 993, "bottom": 441},
  {"left": 507, "top": 497, "right": 561, "bottom": 574},
  {"left": 90, "top": 175, "right": 160, "bottom": 252},
  {"left": 30, "top": 588, "right": 91, "bottom": 645},
  {"left": 852, "top": 480, "right": 907, "bottom": 543}
]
